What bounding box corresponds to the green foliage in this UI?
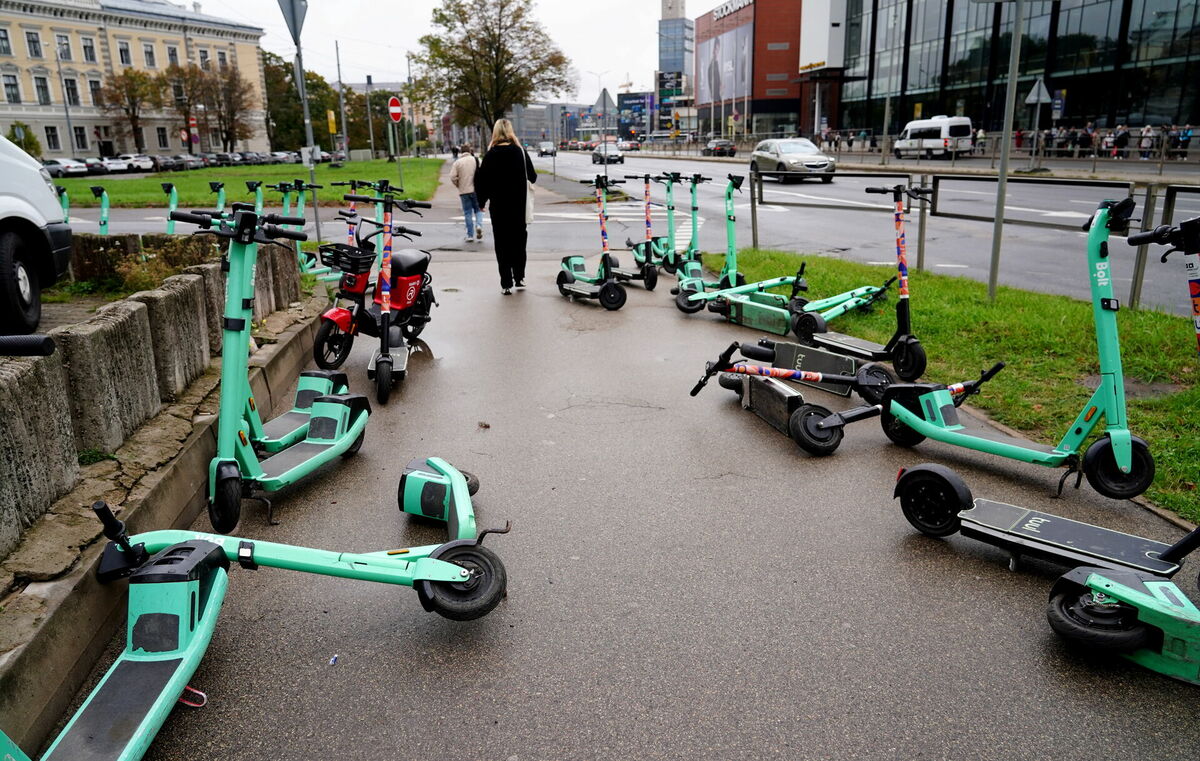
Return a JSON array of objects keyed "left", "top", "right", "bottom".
[
  {"left": 99, "top": 69, "right": 166, "bottom": 152},
  {"left": 263, "top": 51, "right": 340, "bottom": 152},
  {"left": 413, "top": 0, "right": 573, "bottom": 127},
  {"left": 6, "top": 121, "right": 42, "bottom": 158},
  {"left": 55, "top": 158, "right": 443, "bottom": 208},
  {"left": 715, "top": 249, "right": 1200, "bottom": 521},
  {"left": 78, "top": 448, "right": 117, "bottom": 466}
]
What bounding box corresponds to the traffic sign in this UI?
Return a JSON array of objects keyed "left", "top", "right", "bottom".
[
  {"left": 1025, "top": 77, "right": 1051, "bottom": 105},
  {"left": 388, "top": 96, "right": 403, "bottom": 123},
  {"left": 277, "top": 0, "right": 307, "bottom": 46}
]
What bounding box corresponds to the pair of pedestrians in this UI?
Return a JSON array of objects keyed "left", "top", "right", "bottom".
[{"left": 450, "top": 119, "right": 536, "bottom": 294}]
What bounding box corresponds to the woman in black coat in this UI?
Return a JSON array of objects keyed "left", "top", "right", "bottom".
[{"left": 475, "top": 118, "right": 536, "bottom": 294}]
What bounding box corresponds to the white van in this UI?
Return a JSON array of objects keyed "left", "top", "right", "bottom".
[
  {"left": 894, "top": 116, "right": 973, "bottom": 159},
  {"left": 0, "top": 134, "right": 72, "bottom": 332}
]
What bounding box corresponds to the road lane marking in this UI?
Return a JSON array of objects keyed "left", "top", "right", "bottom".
[{"left": 935, "top": 264, "right": 969, "bottom": 268}]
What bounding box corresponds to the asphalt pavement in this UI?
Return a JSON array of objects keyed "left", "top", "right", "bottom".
[{"left": 53, "top": 235, "right": 1200, "bottom": 759}]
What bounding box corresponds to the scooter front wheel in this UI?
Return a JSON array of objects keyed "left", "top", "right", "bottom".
[
  {"left": 599, "top": 282, "right": 627, "bottom": 311},
  {"left": 881, "top": 404, "right": 926, "bottom": 447},
  {"left": 375, "top": 358, "right": 393, "bottom": 404},
  {"left": 891, "top": 341, "right": 927, "bottom": 381},
  {"left": 896, "top": 468, "right": 968, "bottom": 537},
  {"left": 675, "top": 288, "right": 706, "bottom": 314},
  {"left": 556, "top": 270, "right": 573, "bottom": 297},
  {"left": 641, "top": 264, "right": 658, "bottom": 291},
  {"left": 314, "top": 320, "right": 354, "bottom": 369},
  {"left": 717, "top": 372, "right": 744, "bottom": 399},
  {"left": 418, "top": 544, "right": 508, "bottom": 621},
  {"left": 855, "top": 363, "right": 895, "bottom": 406},
  {"left": 1046, "top": 588, "right": 1153, "bottom": 652},
  {"left": 210, "top": 477, "right": 242, "bottom": 534},
  {"left": 1083, "top": 436, "right": 1155, "bottom": 500},
  {"left": 342, "top": 429, "right": 365, "bottom": 458},
  {"left": 662, "top": 258, "right": 677, "bottom": 275},
  {"left": 789, "top": 404, "right": 843, "bottom": 456}
]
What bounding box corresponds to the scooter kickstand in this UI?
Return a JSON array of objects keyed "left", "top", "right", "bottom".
[
  {"left": 1054, "top": 458, "right": 1084, "bottom": 498},
  {"left": 247, "top": 494, "right": 276, "bottom": 525},
  {"left": 476, "top": 521, "right": 512, "bottom": 546}
]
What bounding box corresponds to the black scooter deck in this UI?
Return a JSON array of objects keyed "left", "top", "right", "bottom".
[
  {"left": 813, "top": 330, "right": 883, "bottom": 357},
  {"left": 741, "top": 375, "right": 803, "bottom": 435},
  {"left": 770, "top": 342, "right": 858, "bottom": 397},
  {"left": 960, "top": 499, "right": 1179, "bottom": 576}
]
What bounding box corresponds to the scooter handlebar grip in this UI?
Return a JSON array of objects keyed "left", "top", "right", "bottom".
[
  {"left": 343, "top": 194, "right": 376, "bottom": 203},
  {"left": 0, "top": 334, "right": 56, "bottom": 356},
  {"left": 1128, "top": 225, "right": 1172, "bottom": 246},
  {"left": 980, "top": 361, "right": 1006, "bottom": 382},
  {"left": 393, "top": 226, "right": 422, "bottom": 237},
  {"left": 263, "top": 213, "right": 306, "bottom": 226},
  {"left": 406, "top": 201, "right": 432, "bottom": 209},
  {"left": 739, "top": 342, "right": 775, "bottom": 362},
  {"left": 169, "top": 210, "right": 212, "bottom": 226},
  {"left": 263, "top": 224, "right": 307, "bottom": 242},
  {"left": 91, "top": 500, "right": 124, "bottom": 540},
  {"left": 864, "top": 187, "right": 891, "bottom": 194}
]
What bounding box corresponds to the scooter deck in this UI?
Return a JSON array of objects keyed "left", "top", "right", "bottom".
[
  {"left": 770, "top": 342, "right": 857, "bottom": 397},
  {"left": 562, "top": 282, "right": 604, "bottom": 299},
  {"left": 961, "top": 499, "right": 1180, "bottom": 575},
  {"left": 813, "top": 330, "right": 884, "bottom": 357},
  {"left": 741, "top": 375, "right": 804, "bottom": 435}
]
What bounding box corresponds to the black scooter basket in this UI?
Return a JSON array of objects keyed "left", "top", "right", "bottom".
[{"left": 319, "top": 244, "right": 376, "bottom": 274}]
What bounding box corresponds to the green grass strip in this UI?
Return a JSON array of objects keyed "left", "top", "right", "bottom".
[
  {"left": 56, "top": 158, "right": 443, "bottom": 208},
  {"left": 706, "top": 249, "right": 1200, "bottom": 521}
]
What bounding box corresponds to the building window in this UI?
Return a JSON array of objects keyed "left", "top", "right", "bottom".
[
  {"left": 766, "top": 42, "right": 790, "bottom": 51},
  {"left": 44, "top": 125, "right": 60, "bottom": 150},
  {"left": 156, "top": 126, "right": 168, "bottom": 148},
  {"left": 26, "top": 31, "right": 42, "bottom": 58},
  {"left": 217, "top": 50, "right": 227, "bottom": 69},
  {"left": 88, "top": 78, "right": 101, "bottom": 105},
  {"left": 63, "top": 78, "right": 80, "bottom": 106},
  {"left": 55, "top": 33, "right": 70, "bottom": 60},
  {"left": 118, "top": 41, "right": 131, "bottom": 65},
  {"left": 34, "top": 75, "right": 50, "bottom": 105},
  {"left": 198, "top": 49, "right": 209, "bottom": 70},
  {"left": 81, "top": 36, "right": 95, "bottom": 62},
  {"left": 765, "top": 88, "right": 789, "bottom": 96},
  {"left": 143, "top": 43, "right": 156, "bottom": 67},
  {"left": 73, "top": 125, "right": 87, "bottom": 150},
  {"left": 0, "top": 30, "right": 10, "bottom": 56},
  {"left": 167, "top": 45, "right": 178, "bottom": 65},
  {"left": 171, "top": 81, "right": 184, "bottom": 101},
  {"left": 2, "top": 74, "right": 19, "bottom": 103}
]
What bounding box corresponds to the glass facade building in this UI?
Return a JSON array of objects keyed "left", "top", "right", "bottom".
[
  {"left": 840, "top": 0, "right": 1200, "bottom": 132},
  {"left": 659, "top": 17, "right": 695, "bottom": 74}
]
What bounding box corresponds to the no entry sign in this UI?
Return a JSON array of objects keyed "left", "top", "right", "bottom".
[{"left": 388, "top": 96, "right": 403, "bottom": 123}]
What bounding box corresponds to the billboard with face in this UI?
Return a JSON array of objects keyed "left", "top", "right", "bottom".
[{"left": 696, "top": 21, "right": 753, "bottom": 104}]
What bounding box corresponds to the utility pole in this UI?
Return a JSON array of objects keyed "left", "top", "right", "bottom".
[
  {"left": 54, "top": 43, "right": 76, "bottom": 152},
  {"left": 406, "top": 53, "right": 413, "bottom": 157},
  {"left": 278, "top": 0, "right": 321, "bottom": 242},
  {"left": 335, "top": 40, "right": 348, "bottom": 158},
  {"left": 986, "top": 0, "right": 1026, "bottom": 301},
  {"left": 365, "top": 74, "right": 376, "bottom": 157}
]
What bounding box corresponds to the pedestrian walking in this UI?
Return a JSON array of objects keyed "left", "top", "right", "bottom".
[
  {"left": 450, "top": 144, "right": 483, "bottom": 243},
  {"left": 451, "top": 144, "right": 460, "bottom": 160},
  {"left": 475, "top": 118, "right": 536, "bottom": 295},
  {"left": 1115, "top": 125, "right": 1130, "bottom": 159},
  {"left": 1181, "top": 124, "right": 1193, "bottom": 160},
  {"left": 976, "top": 127, "right": 987, "bottom": 155},
  {"left": 1139, "top": 125, "right": 1154, "bottom": 160}
]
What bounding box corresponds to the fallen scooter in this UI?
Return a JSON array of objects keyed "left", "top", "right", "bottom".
[
  {"left": 673, "top": 174, "right": 745, "bottom": 308},
  {"left": 0, "top": 468, "right": 507, "bottom": 761}
]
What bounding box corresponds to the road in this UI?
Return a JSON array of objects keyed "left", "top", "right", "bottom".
[{"left": 50, "top": 249, "right": 1200, "bottom": 761}]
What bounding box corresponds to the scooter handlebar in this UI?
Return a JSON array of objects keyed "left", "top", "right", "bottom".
[
  {"left": 690, "top": 342, "right": 741, "bottom": 396},
  {"left": 169, "top": 210, "right": 213, "bottom": 227},
  {"left": 393, "top": 225, "right": 422, "bottom": 237},
  {"left": 980, "top": 361, "right": 1006, "bottom": 384},
  {"left": 343, "top": 193, "right": 377, "bottom": 203},
  {"left": 0, "top": 334, "right": 56, "bottom": 356},
  {"left": 405, "top": 201, "right": 432, "bottom": 209},
  {"left": 91, "top": 500, "right": 125, "bottom": 541},
  {"left": 263, "top": 213, "right": 306, "bottom": 226},
  {"left": 1127, "top": 224, "right": 1172, "bottom": 246},
  {"left": 864, "top": 186, "right": 894, "bottom": 194},
  {"left": 739, "top": 342, "right": 775, "bottom": 363},
  {"left": 263, "top": 224, "right": 307, "bottom": 242}
]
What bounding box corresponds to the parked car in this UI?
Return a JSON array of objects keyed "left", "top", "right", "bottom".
[
  {"left": 73, "top": 157, "right": 108, "bottom": 174},
  {"left": 623, "top": 140, "right": 640, "bottom": 152},
  {"left": 236, "top": 151, "right": 261, "bottom": 164},
  {"left": 591, "top": 143, "right": 624, "bottom": 164},
  {"left": 537, "top": 141, "right": 557, "bottom": 157},
  {"left": 199, "top": 152, "right": 221, "bottom": 166},
  {"left": 702, "top": 139, "right": 737, "bottom": 157},
  {"left": 117, "top": 153, "right": 155, "bottom": 172},
  {"left": 153, "top": 155, "right": 182, "bottom": 171},
  {"left": 41, "top": 158, "right": 88, "bottom": 177},
  {"left": 174, "top": 154, "right": 204, "bottom": 170},
  {"left": 2, "top": 134, "right": 72, "bottom": 332},
  {"left": 567, "top": 140, "right": 581, "bottom": 150},
  {"left": 214, "top": 152, "right": 239, "bottom": 165},
  {"left": 101, "top": 156, "right": 129, "bottom": 173},
  {"left": 748, "top": 138, "right": 836, "bottom": 183},
  {"left": 894, "top": 115, "right": 973, "bottom": 159}
]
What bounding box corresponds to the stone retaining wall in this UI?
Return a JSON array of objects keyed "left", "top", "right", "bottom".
[{"left": 129, "top": 274, "right": 210, "bottom": 401}]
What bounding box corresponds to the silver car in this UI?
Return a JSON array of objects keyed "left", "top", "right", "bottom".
[
  {"left": 591, "top": 143, "right": 624, "bottom": 164},
  {"left": 749, "top": 138, "right": 836, "bottom": 183}
]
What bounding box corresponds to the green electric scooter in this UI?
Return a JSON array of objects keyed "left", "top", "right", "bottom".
[
  {"left": 661, "top": 173, "right": 712, "bottom": 275},
  {"left": 208, "top": 181, "right": 226, "bottom": 215},
  {"left": 90, "top": 186, "right": 110, "bottom": 235},
  {"left": 161, "top": 183, "right": 178, "bottom": 233},
  {"left": 624, "top": 172, "right": 672, "bottom": 269},
  {"left": 55, "top": 185, "right": 68, "bottom": 218},
  {"left": 0, "top": 472, "right": 507, "bottom": 760},
  {"left": 170, "top": 208, "right": 369, "bottom": 532},
  {"left": 671, "top": 174, "right": 740, "bottom": 302},
  {"left": 813, "top": 198, "right": 1155, "bottom": 500},
  {"left": 556, "top": 175, "right": 628, "bottom": 310},
  {"left": 244, "top": 181, "right": 264, "bottom": 214}
]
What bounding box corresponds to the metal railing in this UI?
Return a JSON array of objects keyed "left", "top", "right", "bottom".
[{"left": 929, "top": 175, "right": 1134, "bottom": 231}]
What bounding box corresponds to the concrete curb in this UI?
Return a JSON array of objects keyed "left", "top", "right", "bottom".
[{"left": 0, "top": 308, "right": 323, "bottom": 756}]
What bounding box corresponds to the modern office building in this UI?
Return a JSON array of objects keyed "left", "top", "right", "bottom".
[
  {"left": 0, "top": 0, "right": 267, "bottom": 156},
  {"left": 506, "top": 101, "right": 590, "bottom": 144},
  {"left": 693, "top": 0, "right": 803, "bottom": 137},
  {"left": 659, "top": 0, "right": 695, "bottom": 74},
  {"left": 835, "top": 0, "right": 1200, "bottom": 133},
  {"left": 617, "top": 91, "right": 652, "bottom": 138}
]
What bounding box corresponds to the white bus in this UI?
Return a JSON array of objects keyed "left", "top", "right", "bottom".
[{"left": 894, "top": 115, "right": 973, "bottom": 159}]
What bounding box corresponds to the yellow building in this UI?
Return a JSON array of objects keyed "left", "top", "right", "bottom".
[{"left": 0, "top": 0, "right": 267, "bottom": 157}]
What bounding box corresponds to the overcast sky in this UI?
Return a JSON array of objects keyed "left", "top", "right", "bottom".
[{"left": 199, "top": 0, "right": 700, "bottom": 104}]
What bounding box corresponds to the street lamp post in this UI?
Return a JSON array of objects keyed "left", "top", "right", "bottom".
[
  {"left": 586, "top": 69, "right": 610, "bottom": 183},
  {"left": 54, "top": 42, "right": 76, "bottom": 153}
]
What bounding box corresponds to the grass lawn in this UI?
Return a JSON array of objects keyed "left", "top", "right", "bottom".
[
  {"left": 705, "top": 249, "right": 1200, "bottom": 522},
  {"left": 55, "top": 158, "right": 444, "bottom": 208}
]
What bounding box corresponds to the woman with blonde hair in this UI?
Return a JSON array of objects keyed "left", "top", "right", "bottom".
[{"left": 475, "top": 118, "right": 537, "bottom": 294}]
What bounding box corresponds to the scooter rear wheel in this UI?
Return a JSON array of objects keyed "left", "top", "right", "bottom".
[
  {"left": 1083, "top": 436, "right": 1155, "bottom": 500},
  {"left": 1047, "top": 588, "right": 1154, "bottom": 652},
  {"left": 662, "top": 258, "right": 677, "bottom": 275},
  {"left": 855, "top": 363, "right": 895, "bottom": 406},
  {"left": 556, "top": 270, "right": 572, "bottom": 297},
  {"left": 897, "top": 469, "right": 967, "bottom": 537},
  {"left": 881, "top": 403, "right": 926, "bottom": 447},
  {"left": 790, "top": 311, "right": 826, "bottom": 345},
  {"left": 641, "top": 264, "right": 658, "bottom": 291},
  {"left": 210, "top": 477, "right": 242, "bottom": 535},
  {"left": 460, "top": 470, "right": 481, "bottom": 496},
  {"left": 314, "top": 320, "right": 354, "bottom": 370},
  {"left": 418, "top": 544, "right": 508, "bottom": 621},
  {"left": 789, "top": 404, "right": 843, "bottom": 456},
  {"left": 598, "top": 282, "right": 626, "bottom": 311},
  {"left": 375, "top": 358, "right": 393, "bottom": 404},
  {"left": 342, "top": 429, "right": 365, "bottom": 458},
  {"left": 675, "top": 287, "right": 706, "bottom": 314}
]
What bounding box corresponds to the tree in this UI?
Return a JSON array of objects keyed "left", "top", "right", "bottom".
[
  {"left": 413, "top": 0, "right": 573, "bottom": 130},
  {"left": 207, "top": 65, "right": 256, "bottom": 151},
  {"left": 261, "top": 50, "right": 338, "bottom": 151},
  {"left": 5, "top": 122, "right": 42, "bottom": 158},
  {"left": 160, "top": 63, "right": 210, "bottom": 153},
  {"left": 99, "top": 69, "right": 164, "bottom": 152}
]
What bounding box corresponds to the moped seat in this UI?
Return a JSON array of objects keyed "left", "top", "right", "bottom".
[{"left": 390, "top": 248, "right": 431, "bottom": 277}]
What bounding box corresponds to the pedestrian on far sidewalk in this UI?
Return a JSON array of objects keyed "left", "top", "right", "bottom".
[
  {"left": 1181, "top": 125, "right": 1193, "bottom": 160},
  {"left": 450, "top": 145, "right": 483, "bottom": 243},
  {"left": 476, "top": 118, "right": 536, "bottom": 295},
  {"left": 1139, "top": 125, "right": 1154, "bottom": 160},
  {"left": 451, "top": 144, "right": 460, "bottom": 160}
]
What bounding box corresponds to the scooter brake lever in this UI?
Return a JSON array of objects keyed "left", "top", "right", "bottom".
[
  {"left": 1160, "top": 248, "right": 1178, "bottom": 263},
  {"left": 476, "top": 521, "right": 512, "bottom": 546}
]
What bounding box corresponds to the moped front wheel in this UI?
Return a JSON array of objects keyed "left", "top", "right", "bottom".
[{"left": 314, "top": 319, "right": 354, "bottom": 369}]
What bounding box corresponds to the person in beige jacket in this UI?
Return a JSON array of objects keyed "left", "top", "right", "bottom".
[{"left": 450, "top": 145, "right": 484, "bottom": 242}]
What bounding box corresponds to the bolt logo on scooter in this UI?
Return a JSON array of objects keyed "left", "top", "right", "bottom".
[
  {"left": 556, "top": 175, "right": 628, "bottom": 310},
  {"left": 170, "top": 209, "right": 370, "bottom": 532},
  {"left": 0, "top": 478, "right": 508, "bottom": 761},
  {"left": 812, "top": 198, "right": 1155, "bottom": 500},
  {"left": 314, "top": 193, "right": 436, "bottom": 404}
]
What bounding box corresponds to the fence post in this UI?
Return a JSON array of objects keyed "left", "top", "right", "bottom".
[
  {"left": 1128, "top": 184, "right": 1159, "bottom": 310},
  {"left": 750, "top": 170, "right": 759, "bottom": 250},
  {"left": 916, "top": 174, "right": 929, "bottom": 272},
  {"left": 756, "top": 170, "right": 764, "bottom": 205},
  {"left": 1157, "top": 134, "right": 1167, "bottom": 176}
]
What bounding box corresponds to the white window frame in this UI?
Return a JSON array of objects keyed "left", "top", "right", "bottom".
[
  {"left": 73, "top": 125, "right": 88, "bottom": 151},
  {"left": 0, "top": 29, "right": 11, "bottom": 56},
  {"left": 44, "top": 125, "right": 60, "bottom": 151},
  {"left": 81, "top": 35, "right": 95, "bottom": 63},
  {"left": 143, "top": 42, "right": 156, "bottom": 68},
  {"left": 156, "top": 126, "right": 169, "bottom": 149},
  {"left": 63, "top": 77, "right": 80, "bottom": 107},
  {"left": 118, "top": 41, "right": 131, "bottom": 66},
  {"left": 2, "top": 73, "right": 21, "bottom": 104},
  {"left": 25, "top": 30, "right": 43, "bottom": 59},
  {"left": 166, "top": 45, "right": 178, "bottom": 66},
  {"left": 55, "top": 33, "right": 71, "bottom": 61}
]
